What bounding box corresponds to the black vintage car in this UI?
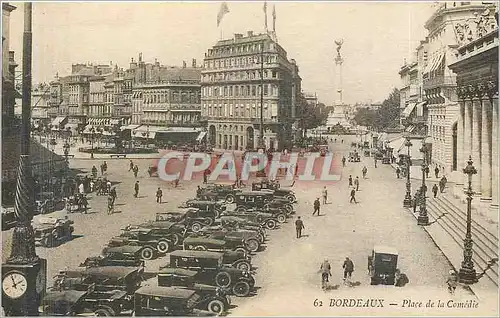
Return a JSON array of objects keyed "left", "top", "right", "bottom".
[
  {"left": 218, "top": 216, "right": 266, "bottom": 238},
  {"left": 157, "top": 268, "right": 231, "bottom": 314},
  {"left": 251, "top": 181, "right": 297, "bottom": 203},
  {"left": 233, "top": 191, "right": 289, "bottom": 220},
  {"left": 107, "top": 227, "right": 174, "bottom": 260},
  {"left": 197, "top": 184, "right": 238, "bottom": 203},
  {"left": 368, "top": 245, "right": 399, "bottom": 285},
  {"left": 165, "top": 250, "right": 252, "bottom": 272},
  {"left": 159, "top": 250, "right": 255, "bottom": 297},
  {"left": 132, "top": 220, "right": 188, "bottom": 246},
  {"left": 221, "top": 211, "right": 278, "bottom": 230},
  {"left": 156, "top": 210, "right": 217, "bottom": 233},
  {"left": 179, "top": 200, "right": 226, "bottom": 218},
  {"left": 195, "top": 226, "right": 262, "bottom": 252},
  {"left": 80, "top": 246, "right": 145, "bottom": 268},
  {"left": 183, "top": 236, "right": 249, "bottom": 255},
  {"left": 34, "top": 216, "right": 74, "bottom": 248},
  {"left": 134, "top": 286, "right": 214, "bottom": 316}
]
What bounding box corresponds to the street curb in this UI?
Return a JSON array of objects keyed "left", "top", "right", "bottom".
[{"left": 406, "top": 207, "right": 479, "bottom": 298}]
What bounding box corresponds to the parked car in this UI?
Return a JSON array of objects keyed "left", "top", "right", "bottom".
[
  {"left": 179, "top": 200, "right": 226, "bottom": 218},
  {"left": 165, "top": 250, "right": 252, "bottom": 272},
  {"left": 159, "top": 250, "right": 255, "bottom": 296},
  {"left": 348, "top": 151, "right": 361, "bottom": 162},
  {"left": 368, "top": 245, "right": 399, "bottom": 285},
  {"left": 156, "top": 210, "right": 215, "bottom": 233},
  {"left": 107, "top": 227, "right": 174, "bottom": 260},
  {"left": 195, "top": 226, "right": 262, "bottom": 252},
  {"left": 1, "top": 206, "right": 16, "bottom": 231},
  {"left": 221, "top": 211, "right": 278, "bottom": 230},
  {"left": 233, "top": 191, "right": 288, "bottom": 221},
  {"left": 80, "top": 246, "right": 145, "bottom": 268},
  {"left": 134, "top": 285, "right": 214, "bottom": 316},
  {"left": 130, "top": 220, "right": 188, "bottom": 246},
  {"left": 183, "top": 236, "right": 248, "bottom": 255},
  {"left": 34, "top": 216, "right": 74, "bottom": 247},
  {"left": 155, "top": 267, "right": 231, "bottom": 314},
  {"left": 197, "top": 184, "right": 237, "bottom": 203},
  {"left": 251, "top": 181, "right": 297, "bottom": 203},
  {"left": 218, "top": 216, "right": 266, "bottom": 238}
]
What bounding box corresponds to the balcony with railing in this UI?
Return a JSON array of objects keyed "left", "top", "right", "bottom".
[{"left": 423, "top": 75, "right": 457, "bottom": 90}]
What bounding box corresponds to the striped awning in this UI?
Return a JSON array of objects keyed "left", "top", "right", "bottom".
[
  {"left": 196, "top": 131, "right": 207, "bottom": 141},
  {"left": 402, "top": 103, "right": 417, "bottom": 118},
  {"left": 51, "top": 116, "right": 67, "bottom": 127},
  {"left": 110, "top": 119, "right": 121, "bottom": 125},
  {"left": 423, "top": 52, "right": 444, "bottom": 74}
]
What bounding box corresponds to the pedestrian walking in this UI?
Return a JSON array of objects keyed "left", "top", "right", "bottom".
[
  {"left": 110, "top": 186, "right": 117, "bottom": 205},
  {"left": 434, "top": 166, "right": 440, "bottom": 179},
  {"left": 102, "top": 161, "right": 108, "bottom": 175},
  {"left": 133, "top": 165, "right": 139, "bottom": 178},
  {"left": 348, "top": 175, "right": 353, "bottom": 187},
  {"left": 354, "top": 176, "right": 360, "bottom": 191},
  {"left": 156, "top": 187, "right": 163, "bottom": 203},
  {"left": 91, "top": 165, "right": 97, "bottom": 178},
  {"left": 295, "top": 216, "right": 305, "bottom": 238},
  {"left": 432, "top": 184, "right": 439, "bottom": 198},
  {"left": 319, "top": 259, "right": 332, "bottom": 287},
  {"left": 203, "top": 169, "right": 210, "bottom": 184},
  {"left": 134, "top": 181, "right": 139, "bottom": 198},
  {"left": 440, "top": 176, "right": 447, "bottom": 193},
  {"left": 446, "top": 270, "right": 458, "bottom": 295},
  {"left": 312, "top": 198, "right": 320, "bottom": 216},
  {"left": 295, "top": 163, "right": 299, "bottom": 177},
  {"left": 349, "top": 188, "right": 357, "bottom": 203},
  {"left": 413, "top": 190, "right": 420, "bottom": 213},
  {"left": 107, "top": 194, "right": 114, "bottom": 215},
  {"left": 322, "top": 186, "right": 328, "bottom": 205},
  {"left": 80, "top": 195, "right": 88, "bottom": 214},
  {"left": 342, "top": 156, "right": 346, "bottom": 167},
  {"left": 374, "top": 158, "right": 378, "bottom": 168},
  {"left": 425, "top": 166, "right": 430, "bottom": 178},
  {"left": 342, "top": 257, "right": 355, "bottom": 282},
  {"left": 362, "top": 166, "right": 367, "bottom": 179},
  {"left": 129, "top": 160, "right": 134, "bottom": 172},
  {"left": 396, "top": 166, "right": 401, "bottom": 178},
  {"left": 78, "top": 183, "right": 84, "bottom": 195}
]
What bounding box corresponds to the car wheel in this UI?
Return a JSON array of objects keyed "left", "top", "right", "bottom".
[
  {"left": 285, "top": 204, "right": 293, "bottom": 213},
  {"left": 157, "top": 240, "right": 171, "bottom": 254},
  {"left": 234, "top": 247, "right": 247, "bottom": 255},
  {"left": 236, "top": 206, "right": 246, "bottom": 213},
  {"left": 94, "top": 305, "right": 116, "bottom": 316},
  {"left": 204, "top": 217, "right": 213, "bottom": 226},
  {"left": 258, "top": 233, "right": 265, "bottom": 243},
  {"left": 191, "top": 222, "right": 203, "bottom": 232},
  {"left": 245, "top": 239, "right": 259, "bottom": 253},
  {"left": 265, "top": 219, "right": 276, "bottom": 230},
  {"left": 235, "top": 260, "right": 251, "bottom": 272},
  {"left": 263, "top": 203, "right": 270, "bottom": 211},
  {"left": 140, "top": 247, "right": 155, "bottom": 260},
  {"left": 194, "top": 245, "right": 207, "bottom": 251},
  {"left": 286, "top": 194, "right": 296, "bottom": 203},
  {"left": 232, "top": 281, "right": 250, "bottom": 297},
  {"left": 276, "top": 214, "right": 286, "bottom": 224},
  {"left": 215, "top": 271, "right": 232, "bottom": 288},
  {"left": 225, "top": 194, "right": 235, "bottom": 203},
  {"left": 207, "top": 299, "right": 225, "bottom": 315}
]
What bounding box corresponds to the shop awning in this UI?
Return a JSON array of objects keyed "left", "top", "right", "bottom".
[
  {"left": 423, "top": 52, "right": 444, "bottom": 74},
  {"left": 196, "top": 131, "right": 207, "bottom": 141},
  {"left": 132, "top": 125, "right": 167, "bottom": 139},
  {"left": 51, "top": 116, "right": 67, "bottom": 127},
  {"left": 110, "top": 119, "right": 121, "bottom": 125},
  {"left": 160, "top": 127, "right": 202, "bottom": 133},
  {"left": 402, "top": 103, "right": 417, "bottom": 118},
  {"left": 387, "top": 137, "right": 406, "bottom": 152},
  {"left": 121, "top": 124, "right": 141, "bottom": 131}
]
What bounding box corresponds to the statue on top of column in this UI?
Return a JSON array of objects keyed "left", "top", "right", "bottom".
[{"left": 334, "top": 39, "right": 343, "bottom": 59}]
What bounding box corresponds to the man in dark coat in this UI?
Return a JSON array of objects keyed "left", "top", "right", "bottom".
[
  {"left": 312, "top": 198, "right": 320, "bottom": 216},
  {"left": 348, "top": 175, "right": 353, "bottom": 187},
  {"left": 413, "top": 189, "right": 421, "bottom": 213},
  {"left": 156, "top": 187, "right": 162, "bottom": 203},
  {"left": 343, "top": 257, "right": 354, "bottom": 281},
  {"left": 440, "top": 176, "right": 447, "bottom": 193},
  {"left": 432, "top": 184, "right": 439, "bottom": 198},
  {"left": 396, "top": 167, "right": 401, "bottom": 179},
  {"left": 434, "top": 166, "right": 439, "bottom": 178},
  {"left": 134, "top": 181, "right": 139, "bottom": 198},
  {"left": 350, "top": 188, "right": 357, "bottom": 204},
  {"left": 295, "top": 216, "right": 305, "bottom": 238},
  {"left": 110, "top": 187, "right": 117, "bottom": 205}
]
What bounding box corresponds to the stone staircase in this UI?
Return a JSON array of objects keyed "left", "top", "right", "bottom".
[{"left": 427, "top": 195, "right": 499, "bottom": 287}]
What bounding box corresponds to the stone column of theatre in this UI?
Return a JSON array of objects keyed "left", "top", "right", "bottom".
[
  {"left": 471, "top": 96, "right": 482, "bottom": 194},
  {"left": 491, "top": 94, "right": 499, "bottom": 208},
  {"left": 457, "top": 100, "right": 465, "bottom": 186},
  {"left": 463, "top": 98, "right": 473, "bottom": 187},
  {"left": 480, "top": 94, "right": 492, "bottom": 200}
]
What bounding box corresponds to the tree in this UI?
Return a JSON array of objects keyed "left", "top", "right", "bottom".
[
  {"left": 297, "top": 94, "right": 329, "bottom": 137},
  {"left": 353, "top": 88, "right": 400, "bottom": 131}
]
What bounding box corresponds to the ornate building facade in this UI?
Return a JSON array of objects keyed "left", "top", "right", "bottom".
[
  {"left": 201, "top": 31, "right": 301, "bottom": 151},
  {"left": 449, "top": 5, "right": 498, "bottom": 207}
]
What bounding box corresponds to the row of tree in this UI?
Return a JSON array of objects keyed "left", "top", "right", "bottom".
[
  {"left": 296, "top": 93, "right": 330, "bottom": 137},
  {"left": 353, "top": 88, "right": 401, "bottom": 131}
]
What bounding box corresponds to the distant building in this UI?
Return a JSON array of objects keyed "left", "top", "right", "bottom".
[
  {"left": 31, "top": 83, "right": 52, "bottom": 126},
  {"left": 201, "top": 31, "right": 302, "bottom": 151}
]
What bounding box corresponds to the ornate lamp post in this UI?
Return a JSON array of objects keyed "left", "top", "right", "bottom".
[
  {"left": 418, "top": 141, "right": 429, "bottom": 226},
  {"left": 403, "top": 136, "right": 412, "bottom": 207},
  {"left": 458, "top": 155, "right": 478, "bottom": 284}
]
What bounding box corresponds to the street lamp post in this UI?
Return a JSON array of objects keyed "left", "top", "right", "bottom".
[
  {"left": 90, "top": 128, "right": 95, "bottom": 159},
  {"left": 403, "top": 136, "right": 412, "bottom": 207},
  {"left": 459, "top": 155, "right": 478, "bottom": 284},
  {"left": 418, "top": 141, "right": 429, "bottom": 226}
]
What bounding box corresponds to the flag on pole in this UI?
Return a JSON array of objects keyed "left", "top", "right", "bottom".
[
  {"left": 263, "top": 1, "right": 268, "bottom": 31},
  {"left": 217, "top": 2, "right": 229, "bottom": 27},
  {"left": 272, "top": 4, "right": 276, "bottom": 32}
]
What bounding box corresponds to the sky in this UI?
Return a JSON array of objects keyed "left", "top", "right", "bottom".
[{"left": 7, "top": 1, "right": 435, "bottom": 105}]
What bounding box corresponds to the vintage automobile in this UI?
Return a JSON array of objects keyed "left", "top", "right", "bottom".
[
  {"left": 368, "top": 245, "right": 399, "bottom": 285},
  {"left": 193, "top": 226, "right": 262, "bottom": 253},
  {"left": 41, "top": 285, "right": 132, "bottom": 316},
  {"left": 80, "top": 246, "right": 145, "bottom": 268},
  {"left": 348, "top": 151, "right": 361, "bottom": 162},
  {"left": 155, "top": 268, "right": 231, "bottom": 314},
  {"left": 34, "top": 216, "right": 74, "bottom": 248},
  {"left": 221, "top": 211, "right": 278, "bottom": 230},
  {"left": 107, "top": 227, "right": 174, "bottom": 260},
  {"left": 130, "top": 220, "right": 188, "bottom": 246},
  {"left": 251, "top": 180, "right": 297, "bottom": 203},
  {"left": 218, "top": 215, "right": 266, "bottom": 237},
  {"left": 210, "top": 221, "right": 265, "bottom": 244},
  {"left": 197, "top": 183, "right": 237, "bottom": 203},
  {"left": 54, "top": 266, "right": 144, "bottom": 295},
  {"left": 35, "top": 191, "right": 59, "bottom": 215},
  {"left": 134, "top": 285, "right": 214, "bottom": 316},
  {"left": 165, "top": 250, "right": 252, "bottom": 272},
  {"left": 156, "top": 210, "right": 215, "bottom": 233},
  {"left": 179, "top": 200, "right": 226, "bottom": 218},
  {"left": 183, "top": 236, "right": 248, "bottom": 255},
  {"left": 233, "top": 192, "right": 288, "bottom": 221},
  {"left": 159, "top": 250, "right": 255, "bottom": 297},
  {"left": 242, "top": 193, "right": 294, "bottom": 216},
  {"left": 1, "top": 206, "right": 16, "bottom": 231}
]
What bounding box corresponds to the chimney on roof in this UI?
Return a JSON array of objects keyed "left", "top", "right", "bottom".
[
  {"left": 183, "top": 61, "right": 187, "bottom": 68},
  {"left": 139, "top": 53, "right": 143, "bottom": 63},
  {"left": 247, "top": 31, "right": 254, "bottom": 37},
  {"left": 234, "top": 33, "right": 243, "bottom": 39},
  {"left": 192, "top": 59, "right": 196, "bottom": 68},
  {"left": 155, "top": 58, "right": 160, "bottom": 67}
]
